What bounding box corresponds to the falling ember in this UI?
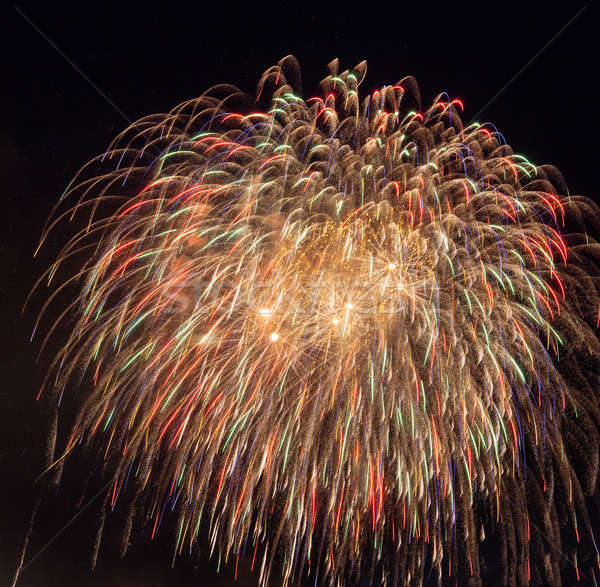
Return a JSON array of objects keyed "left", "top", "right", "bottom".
[{"left": 31, "top": 56, "right": 600, "bottom": 586}]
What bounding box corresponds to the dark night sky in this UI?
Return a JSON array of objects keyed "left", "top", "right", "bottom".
[{"left": 2, "top": 2, "right": 598, "bottom": 585}]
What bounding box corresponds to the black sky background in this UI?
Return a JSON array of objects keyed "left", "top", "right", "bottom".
[{"left": 2, "top": 2, "right": 599, "bottom": 585}]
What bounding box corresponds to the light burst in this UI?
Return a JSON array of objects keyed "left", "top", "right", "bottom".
[{"left": 32, "top": 56, "right": 600, "bottom": 585}]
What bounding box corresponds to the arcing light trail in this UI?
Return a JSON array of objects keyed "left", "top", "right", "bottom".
[{"left": 30, "top": 56, "right": 600, "bottom": 585}]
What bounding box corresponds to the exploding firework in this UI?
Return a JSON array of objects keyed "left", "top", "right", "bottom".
[{"left": 30, "top": 56, "right": 600, "bottom": 585}]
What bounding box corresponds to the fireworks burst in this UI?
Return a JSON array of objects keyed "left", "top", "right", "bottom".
[{"left": 31, "top": 56, "right": 600, "bottom": 585}]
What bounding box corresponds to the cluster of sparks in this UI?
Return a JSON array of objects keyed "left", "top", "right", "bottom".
[{"left": 33, "top": 57, "right": 600, "bottom": 585}]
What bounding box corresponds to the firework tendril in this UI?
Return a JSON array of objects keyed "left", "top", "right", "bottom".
[{"left": 32, "top": 57, "right": 600, "bottom": 585}]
